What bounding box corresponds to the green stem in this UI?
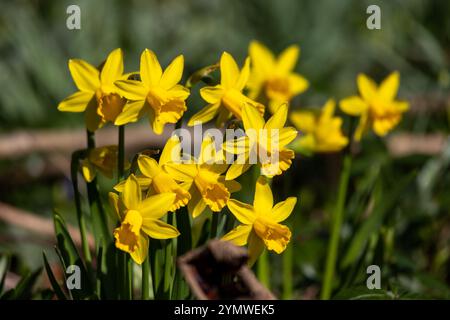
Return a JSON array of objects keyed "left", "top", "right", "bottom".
[
  {"left": 70, "top": 151, "right": 91, "bottom": 264},
  {"left": 321, "top": 155, "right": 352, "bottom": 300},
  {"left": 210, "top": 213, "right": 219, "bottom": 239},
  {"left": 142, "top": 258, "right": 150, "bottom": 300},
  {"left": 118, "top": 125, "right": 125, "bottom": 180},
  {"left": 282, "top": 242, "right": 293, "bottom": 299},
  {"left": 257, "top": 249, "right": 270, "bottom": 289}
]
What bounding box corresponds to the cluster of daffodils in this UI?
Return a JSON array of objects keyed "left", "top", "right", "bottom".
[{"left": 58, "top": 42, "right": 408, "bottom": 266}]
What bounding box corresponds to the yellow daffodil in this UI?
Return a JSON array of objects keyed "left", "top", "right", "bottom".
[
  {"left": 114, "top": 49, "right": 190, "bottom": 134},
  {"left": 222, "top": 176, "right": 297, "bottom": 264},
  {"left": 136, "top": 137, "right": 191, "bottom": 211},
  {"left": 188, "top": 52, "right": 264, "bottom": 127},
  {"left": 224, "top": 104, "right": 297, "bottom": 180},
  {"left": 247, "top": 41, "right": 309, "bottom": 114},
  {"left": 164, "top": 136, "right": 241, "bottom": 218},
  {"left": 109, "top": 174, "right": 179, "bottom": 264},
  {"left": 58, "top": 48, "right": 129, "bottom": 132},
  {"left": 80, "top": 145, "right": 118, "bottom": 182},
  {"left": 339, "top": 72, "right": 409, "bottom": 141},
  {"left": 290, "top": 99, "right": 348, "bottom": 154}
]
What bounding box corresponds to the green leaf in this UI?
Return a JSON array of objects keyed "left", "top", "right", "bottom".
[
  {"left": 341, "top": 172, "right": 415, "bottom": 268},
  {"left": 0, "top": 255, "right": 10, "bottom": 295},
  {"left": 9, "top": 268, "right": 42, "bottom": 300},
  {"left": 42, "top": 252, "right": 67, "bottom": 300}
]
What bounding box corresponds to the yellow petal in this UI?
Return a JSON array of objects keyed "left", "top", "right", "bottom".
[
  {"left": 225, "top": 162, "right": 252, "bottom": 180},
  {"left": 277, "top": 45, "right": 299, "bottom": 74},
  {"left": 164, "top": 163, "right": 198, "bottom": 182},
  {"left": 248, "top": 41, "right": 275, "bottom": 76},
  {"left": 84, "top": 100, "right": 104, "bottom": 132},
  {"left": 113, "top": 209, "right": 143, "bottom": 254},
  {"left": 114, "top": 80, "right": 148, "bottom": 101},
  {"left": 80, "top": 158, "right": 96, "bottom": 183},
  {"left": 141, "top": 219, "right": 180, "bottom": 239},
  {"left": 122, "top": 174, "right": 141, "bottom": 209},
  {"left": 357, "top": 74, "right": 377, "bottom": 101},
  {"left": 253, "top": 176, "right": 273, "bottom": 213},
  {"left": 188, "top": 187, "right": 207, "bottom": 218},
  {"left": 288, "top": 73, "right": 309, "bottom": 95},
  {"left": 223, "top": 179, "right": 242, "bottom": 193},
  {"left": 139, "top": 192, "right": 176, "bottom": 219},
  {"left": 159, "top": 55, "right": 184, "bottom": 90},
  {"left": 290, "top": 111, "right": 315, "bottom": 133},
  {"left": 138, "top": 155, "right": 161, "bottom": 179},
  {"left": 140, "top": 49, "right": 162, "bottom": 86},
  {"left": 222, "top": 224, "right": 252, "bottom": 246},
  {"left": 159, "top": 135, "right": 182, "bottom": 166},
  {"left": 264, "top": 103, "right": 288, "bottom": 130},
  {"left": 200, "top": 85, "right": 224, "bottom": 104},
  {"left": 339, "top": 96, "right": 368, "bottom": 116},
  {"left": 253, "top": 218, "right": 291, "bottom": 254},
  {"left": 235, "top": 57, "right": 250, "bottom": 91},
  {"left": 109, "top": 192, "right": 124, "bottom": 220},
  {"left": 58, "top": 91, "right": 94, "bottom": 112},
  {"left": 242, "top": 104, "right": 265, "bottom": 131},
  {"left": 114, "top": 100, "right": 146, "bottom": 125},
  {"left": 68, "top": 59, "right": 100, "bottom": 92},
  {"left": 130, "top": 232, "right": 149, "bottom": 265},
  {"left": 247, "top": 230, "right": 265, "bottom": 266},
  {"left": 187, "top": 103, "right": 221, "bottom": 126},
  {"left": 321, "top": 99, "right": 336, "bottom": 119},
  {"left": 274, "top": 127, "right": 298, "bottom": 148},
  {"left": 378, "top": 71, "right": 399, "bottom": 101},
  {"left": 220, "top": 52, "right": 240, "bottom": 89},
  {"left": 271, "top": 197, "right": 297, "bottom": 222},
  {"left": 101, "top": 48, "right": 124, "bottom": 85},
  {"left": 227, "top": 199, "right": 256, "bottom": 224},
  {"left": 354, "top": 112, "right": 369, "bottom": 141}
]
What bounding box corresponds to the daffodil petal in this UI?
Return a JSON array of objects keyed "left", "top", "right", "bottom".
[
  {"left": 253, "top": 176, "right": 273, "bottom": 213},
  {"left": 114, "top": 100, "right": 146, "bottom": 125},
  {"left": 265, "top": 103, "right": 288, "bottom": 129},
  {"left": 225, "top": 162, "right": 252, "bottom": 180},
  {"left": 114, "top": 80, "right": 148, "bottom": 101},
  {"left": 249, "top": 41, "right": 275, "bottom": 76},
  {"left": 242, "top": 104, "right": 265, "bottom": 131},
  {"left": 68, "top": 59, "right": 100, "bottom": 92},
  {"left": 159, "top": 135, "right": 182, "bottom": 166},
  {"left": 288, "top": 73, "right": 309, "bottom": 95},
  {"left": 357, "top": 74, "right": 377, "bottom": 101},
  {"left": 84, "top": 100, "right": 104, "bottom": 132},
  {"left": 227, "top": 199, "right": 256, "bottom": 224},
  {"left": 339, "top": 96, "right": 368, "bottom": 116},
  {"left": 129, "top": 232, "right": 149, "bottom": 265},
  {"left": 139, "top": 192, "right": 176, "bottom": 219},
  {"left": 222, "top": 224, "right": 252, "bottom": 246},
  {"left": 187, "top": 103, "right": 221, "bottom": 126},
  {"left": 108, "top": 192, "right": 124, "bottom": 220},
  {"left": 138, "top": 155, "right": 161, "bottom": 179},
  {"left": 58, "top": 91, "right": 94, "bottom": 112},
  {"left": 188, "top": 187, "right": 207, "bottom": 218},
  {"left": 101, "top": 48, "right": 124, "bottom": 85},
  {"left": 122, "top": 174, "right": 142, "bottom": 209},
  {"left": 159, "top": 55, "right": 184, "bottom": 90},
  {"left": 164, "top": 163, "right": 197, "bottom": 182},
  {"left": 220, "top": 52, "right": 240, "bottom": 89},
  {"left": 274, "top": 127, "right": 298, "bottom": 147},
  {"left": 277, "top": 45, "right": 299, "bottom": 73},
  {"left": 271, "top": 197, "right": 297, "bottom": 222},
  {"left": 140, "top": 49, "right": 162, "bottom": 86},
  {"left": 378, "top": 71, "right": 399, "bottom": 101},
  {"left": 80, "top": 158, "right": 96, "bottom": 182},
  {"left": 290, "top": 111, "right": 316, "bottom": 133},
  {"left": 141, "top": 219, "right": 179, "bottom": 239},
  {"left": 235, "top": 57, "right": 250, "bottom": 91},
  {"left": 247, "top": 230, "right": 265, "bottom": 266},
  {"left": 200, "top": 86, "right": 224, "bottom": 104}
]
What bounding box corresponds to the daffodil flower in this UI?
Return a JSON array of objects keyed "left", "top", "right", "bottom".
[
  {"left": 80, "top": 145, "right": 119, "bottom": 182},
  {"left": 339, "top": 72, "right": 409, "bottom": 141},
  {"left": 58, "top": 48, "right": 129, "bottom": 132},
  {"left": 164, "top": 136, "right": 241, "bottom": 218},
  {"left": 114, "top": 49, "right": 190, "bottom": 134},
  {"left": 247, "top": 41, "right": 309, "bottom": 114},
  {"left": 136, "top": 137, "right": 191, "bottom": 211},
  {"left": 188, "top": 52, "right": 264, "bottom": 127},
  {"left": 222, "top": 177, "right": 297, "bottom": 265},
  {"left": 290, "top": 99, "right": 348, "bottom": 154},
  {"left": 224, "top": 104, "right": 297, "bottom": 180},
  {"left": 109, "top": 174, "right": 179, "bottom": 264}
]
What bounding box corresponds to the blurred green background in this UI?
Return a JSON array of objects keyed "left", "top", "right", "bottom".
[{"left": 0, "top": 0, "right": 449, "bottom": 299}]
